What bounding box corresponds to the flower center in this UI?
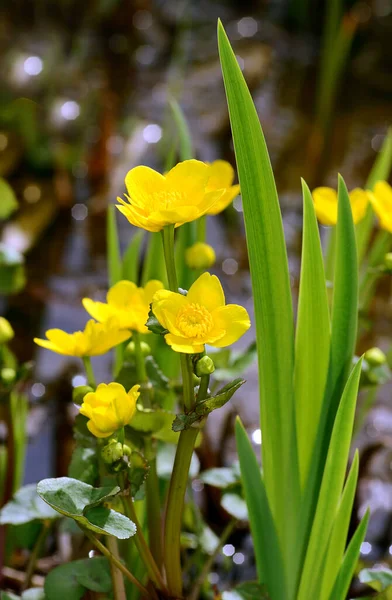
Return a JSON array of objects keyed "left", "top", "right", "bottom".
[
  {"left": 150, "top": 190, "right": 186, "bottom": 212},
  {"left": 176, "top": 303, "right": 213, "bottom": 339}
]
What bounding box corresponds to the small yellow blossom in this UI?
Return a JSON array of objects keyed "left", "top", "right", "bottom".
[
  {"left": 83, "top": 280, "right": 163, "bottom": 333},
  {"left": 34, "top": 320, "right": 131, "bottom": 357},
  {"left": 368, "top": 181, "right": 392, "bottom": 233},
  {"left": 151, "top": 272, "right": 250, "bottom": 354},
  {"left": 185, "top": 242, "right": 216, "bottom": 270},
  {"left": 312, "top": 186, "right": 369, "bottom": 225},
  {"left": 116, "top": 160, "right": 225, "bottom": 232},
  {"left": 80, "top": 382, "right": 139, "bottom": 438},
  {"left": 206, "top": 160, "right": 240, "bottom": 215},
  {"left": 0, "top": 317, "right": 14, "bottom": 344}
]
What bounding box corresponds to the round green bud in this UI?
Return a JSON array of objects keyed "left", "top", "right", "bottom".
[
  {"left": 0, "top": 317, "right": 14, "bottom": 345},
  {"left": 384, "top": 253, "right": 392, "bottom": 271},
  {"left": 195, "top": 355, "right": 215, "bottom": 377},
  {"left": 1, "top": 367, "right": 16, "bottom": 384},
  {"left": 124, "top": 341, "right": 152, "bottom": 358},
  {"left": 101, "top": 439, "right": 124, "bottom": 464},
  {"left": 185, "top": 242, "right": 216, "bottom": 270},
  {"left": 364, "top": 347, "right": 387, "bottom": 366},
  {"left": 72, "top": 385, "right": 94, "bottom": 405}
]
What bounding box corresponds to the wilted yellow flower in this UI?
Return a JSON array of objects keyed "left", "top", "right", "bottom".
[
  {"left": 34, "top": 320, "right": 131, "bottom": 357},
  {"left": 151, "top": 272, "right": 250, "bottom": 353},
  {"left": 206, "top": 160, "right": 240, "bottom": 215},
  {"left": 185, "top": 242, "right": 216, "bottom": 270},
  {"left": 312, "top": 186, "right": 369, "bottom": 225},
  {"left": 80, "top": 382, "right": 139, "bottom": 438},
  {"left": 116, "top": 160, "right": 225, "bottom": 232},
  {"left": 368, "top": 181, "right": 392, "bottom": 233},
  {"left": 83, "top": 280, "right": 163, "bottom": 334},
  {"left": 0, "top": 317, "right": 14, "bottom": 344}
]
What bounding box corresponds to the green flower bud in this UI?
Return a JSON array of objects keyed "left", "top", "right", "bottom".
[
  {"left": 0, "top": 317, "right": 14, "bottom": 344},
  {"left": 384, "top": 253, "right": 392, "bottom": 272},
  {"left": 72, "top": 385, "right": 94, "bottom": 405},
  {"left": 364, "top": 347, "right": 387, "bottom": 366},
  {"left": 124, "top": 340, "right": 152, "bottom": 358},
  {"left": 1, "top": 367, "right": 16, "bottom": 384},
  {"left": 195, "top": 355, "right": 215, "bottom": 377},
  {"left": 101, "top": 439, "right": 124, "bottom": 464}
]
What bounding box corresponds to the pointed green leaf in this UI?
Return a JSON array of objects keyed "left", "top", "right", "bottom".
[
  {"left": 141, "top": 232, "right": 167, "bottom": 286},
  {"left": 319, "top": 451, "right": 359, "bottom": 600},
  {"left": 107, "top": 205, "right": 122, "bottom": 287},
  {"left": 329, "top": 510, "right": 370, "bottom": 600},
  {"left": 122, "top": 230, "right": 144, "bottom": 283},
  {"left": 298, "top": 359, "right": 362, "bottom": 599},
  {"left": 295, "top": 180, "right": 330, "bottom": 485},
  {"left": 218, "top": 20, "right": 298, "bottom": 540},
  {"left": 235, "top": 418, "right": 286, "bottom": 600}
]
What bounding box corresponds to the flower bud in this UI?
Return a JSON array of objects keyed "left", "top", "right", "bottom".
[
  {"left": 364, "top": 347, "right": 387, "bottom": 366},
  {"left": 0, "top": 317, "right": 14, "bottom": 344},
  {"left": 384, "top": 253, "right": 392, "bottom": 272},
  {"left": 72, "top": 385, "right": 94, "bottom": 405},
  {"left": 1, "top": 367, "right": 16, "bottom": 384},
  {"left": 195, "top": 355, "right": 215, "bottom": 376},
  {"left": 101, "top": 439, "right": 124, "bottom": 464},
  {"left": 185, "top": 242, "right": 216, "bottom": 270},
  {"left": 124, "top": 340, "right": 151, "bottom": 358}
]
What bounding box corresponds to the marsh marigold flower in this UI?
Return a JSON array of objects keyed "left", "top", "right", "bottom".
[
  {"left": 368, "top": 181, "right": 392, "bottom": 233},
  {"left": 151, "top": 272, "right": 250, "bottom": 353},
  {"left": 80, "top": 382, "right": 139, "bottom": 438},
  {"left": 34, "top": 319, "right": 131, "bottom": 357},
  {"left": 206, "top": 160, "right": 240, "bottom": 215},
  {"left": 83, "top": 280, "right": 163, "bottom": 333},
  {"left": 312, "top": 186, "right": 369, "bottom": 225},
  {"left": 116, "top": 160, "right": 225, "bottom": 232},
  {"left": 185, "top": 242, "right": 216, "bottom": 270}
]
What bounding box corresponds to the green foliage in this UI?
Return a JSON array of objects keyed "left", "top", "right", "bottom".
[
  {"left": 0, "top": 484, "right": 58, "bottom": 525},
  {"left": 0, "top": 243, "right": 26, "bottom": 294},
  {"left": 200, "top": 464, "right": 241, "bottom": 489},
  {"left": 0, "top": 178, "right": 18, "bottom": 219},
  {"left": 128, "top": 450, "right": 150, "bottom": 496},
  {"left": 68, "top": 447, "right": 98, "bottom": 485},
  {"left": 37, "top": 477, "right": 136, "bottom": 538},
  {"left": 107, "top": 204, "right": 122, "bottom": 287},
  {"left": 212, "top": 342, "right": 257, "bottom": 382},
  {"left": 221, "top": 493, "right": 248, "bottom": 521},
  {"left": 123, "top": 230, "right": 145, "bottom": 282},
  {"left": 222, "top": 582, "right": 270, "bottom": 600},
  {"left": 359, "top": 567, "right": 392, "bottom": 594},
  {"left": 45, "top": 557, "right": 112, "bottom": 600}
]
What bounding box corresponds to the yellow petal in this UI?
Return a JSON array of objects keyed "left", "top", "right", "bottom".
[
  {"left": 349, "top": 188, "right": 369, "bottom": 224},
  {"left": 116, "top": 203, "right": 161, "bottom": 232},
  {"left": 207, "top": 185, "right": 240, "bottom": 215},
  {"left": 149, "top": 206, "right": 201, "bottom": 228},
  {"left": 164, "top": 333, "right": 205, "bottom": 354},
  {"left": 312, "top": 187, "right": 338, "bottom": 226},
  {"left": 152, "top": 291, "right": 188, "bottom": 334},
  {"left": 207, "top": 160, "right": 235, "bottom": 190},
  {"left": 125, "top": 166, "right": 167, "bottom": 211},
  {"left": 87, "top": 420, "right": 113, "bottom": 438},
  {"left": 143, "top": 280, "right": 164, "bottom": 304},
  {"left": 107, "top": 281, "right": 138, "bottom": 308},
  {"left": 82, "top": 298, "right": 113, "bottom": 323},
  {"left": 187, "top": 273, "right": 225, "bottom": 312},
  {"left": 369, "top": 181, "right": 392, "bottom": 232},
  {"left": 165, "top": 160, "right": 209, "bottom": 202},
  {"left": 210, "top": 304, "right": 251, "bottom": 347}
]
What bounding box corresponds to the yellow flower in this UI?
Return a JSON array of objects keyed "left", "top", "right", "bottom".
[
  {"left": 0, "top": 317, "right": 14, "bottom": 344},
  {"left": 185, "top": 242, "right": 216, "bottom": 270},
  {"left": 368, "top": 181, "right": 392, "bottom": 233},
  {"left": 80, "top": 382, "right": 139, "bottom": 438},
  {"left": 151, "top": 272, "right": 250, "bottom": 353},
  {"left": 206, "top": 160, "right": 240, "bottom": 215},
  {"left": 83, "top": 280, "right": 163, "bottom": 333},
  {"left": 312, "top": 186, "right": 369, "bottom": 225},
  {"left": 116, "top": 160, "right": 225, "bottom": 232},
  {"left": 34, "top": 319, "right": 131, "bottom": 357}
]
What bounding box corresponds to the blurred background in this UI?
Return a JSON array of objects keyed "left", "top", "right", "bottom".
[{"left": 0, "top": 0, "right": 392, "bottom": 582}]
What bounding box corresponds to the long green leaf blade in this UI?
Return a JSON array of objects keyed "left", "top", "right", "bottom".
[
  {"left": 141, "top": 232, "right": 167, "bottom": 286},
  {"left": 107, "top": 205, "right": 122, "bottom": 287},
  {"left": 297, "top": 358, "right": 363, "bottom": 599},
  {"left": 295, "top": 180, "right": 330, "bottom": 486},
  {"left": 218, "top": 20, "right": 298, "bottom": 544},
  {"left": 235, "top": 418, "right": 286, "bottom": 600},
  {"left": 122, "top": 231, "right": 145, "bottom": 283},
  {"left": 329, "top": 510, "right": 370, "bottom": 600},
  {"left": 320, "top": 451, "right": 359, "bottom": 600}
]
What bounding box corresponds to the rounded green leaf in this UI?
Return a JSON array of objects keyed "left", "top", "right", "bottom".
[{"left": 0, "top": 484, "right": 58, "bottom": 525}]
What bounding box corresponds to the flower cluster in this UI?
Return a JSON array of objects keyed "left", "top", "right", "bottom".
[{"left": 312, "top": 180, "right": 392, "bottom": 231}]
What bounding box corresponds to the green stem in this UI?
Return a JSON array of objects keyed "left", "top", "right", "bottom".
[
  {"left": 82, "top": 356, "right": 96, "bottom": 387},
  {"left": 162, "top": 225, "right": 178, "bottom": 291},
  {"left": 133, "top": 332, "right": 148, "bottom": 386},
  {"left": 359, "top": 230, "right": 391, "bottom": 312},
  {"left": 123, "top": 494, "right": 167, "bottom": 593},
  {"left": 196, "top": 375, "right": 210, "bottom": 402},
  {"left": 353, "top": 386, "right": 378, "bottom": 439},
  {"left": 81, "top": 527, "right": 152, "bottom": 598},
  {"left": 188, "top": 519, "right": 237, "bottom": 600},
  {"left": 23, "top": 521, "right": 50, "bottom": 590},
  {"left": 180, "top": 354, "right": 195, "bottom": 411},
  {"left": 197, "top": 215, "right": 207, "bottom": 243},
  {"left": 106, "top": 536, "right": 127, "bottom": 600},
  {"left": 163, "top": 427, "right": 199, "bottom": 597}
]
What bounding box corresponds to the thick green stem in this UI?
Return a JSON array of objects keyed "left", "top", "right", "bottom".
[
  {"left": 197, "top": 215, "right": 207, "bottom": 243},
  {"left": 162, "top": 226, "right": 178, "bottom": 291},
  {"left": 23, "top": 521, "right": 50, "bottom": 590},
  {"left": 81, "top": 527, "right": 152, "bottom": 598},
  {"left": 163, "top": 427, "right": 199, "bottom": 597},
  {"left": 133, "top": 332, "right": 148, "bottom": 386},
  {"left": 197, "top": 375, "right": 210, "bottom": 402},
  {"left": 82, "top": 356, "right": 96, "bottom": 387},
  {"left": 107, "top": 536, "right": 127, "bottom": 600},
  {"left": 123, "top": 494, "right": 167, "bottom": 593}
]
